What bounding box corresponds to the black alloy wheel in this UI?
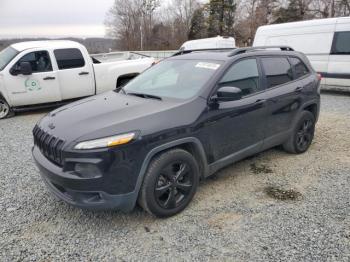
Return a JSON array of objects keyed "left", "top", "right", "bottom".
[
  {"left": 283, "top": 110, "right": 315, "bottom": 154},
  {"left": 296, "top": 118, "right": 314, "bottom": 152},
  {"left": 138, "top": 149, "right": 199, "bottom": 217},
  {"left": 155, "top": 161, "right": 194, "bottom": 209}
]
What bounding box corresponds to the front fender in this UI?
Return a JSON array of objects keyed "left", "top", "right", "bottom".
[{"left": 127, "top": 137, "right": 209, "bottom": 210}]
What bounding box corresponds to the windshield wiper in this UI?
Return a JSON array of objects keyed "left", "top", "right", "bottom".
[{"left": 127, "top": 92, "right": 162, "bottom": 100}]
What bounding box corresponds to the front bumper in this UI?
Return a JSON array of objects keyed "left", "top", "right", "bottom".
[{"left": 32, "top": 146, "right": 138, "bottom": 211}]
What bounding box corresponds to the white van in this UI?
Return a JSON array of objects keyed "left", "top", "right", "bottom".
[
  {"left": 180, "top": 36, "right": 236, "bottom": 51},
  {"left": 253, "top": 17, "right": 350, "bottom": 92}
]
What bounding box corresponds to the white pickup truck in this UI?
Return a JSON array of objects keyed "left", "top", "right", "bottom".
[{"left": 0, "top": 40, "right": 155, "bottom": 119}]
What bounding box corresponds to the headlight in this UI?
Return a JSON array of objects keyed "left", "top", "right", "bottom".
[{"left": 74, "top": 132, "right": 135, "bottom": 150}]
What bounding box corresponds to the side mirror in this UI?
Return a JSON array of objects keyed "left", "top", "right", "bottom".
[
  {"left": 214, "top": 86, "right": 242, "bottom": 102},
  {"left": 19, "top": 62, "right": 32, "bottom": 75}
]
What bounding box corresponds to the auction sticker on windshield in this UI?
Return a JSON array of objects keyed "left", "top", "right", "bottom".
[{"left": 195, "top": 62, "right": 220, "bottom": 70}]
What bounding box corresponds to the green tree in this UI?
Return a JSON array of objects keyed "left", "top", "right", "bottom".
[
  {"left": 273, "top": 0, "right": 312, "bottom": 23},
  {"left": 188, "top": 7, "right": 207, "bottom": 39},
  {"left": 206, "top": 0, "right": 236, "bottom": 37}
]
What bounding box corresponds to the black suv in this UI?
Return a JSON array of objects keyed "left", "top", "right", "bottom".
[{"left": 33, "top": 46, "right": 320, "bottom": 217}]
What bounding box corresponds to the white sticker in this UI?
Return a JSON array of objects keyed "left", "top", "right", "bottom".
[{"left": 195, "top": 62, "right": 220, "bottom": 70}]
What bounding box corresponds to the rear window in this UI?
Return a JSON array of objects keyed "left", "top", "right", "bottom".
[
  {"left": 261, "top": 57, "right": 293, "bottom": 88},
  {"left": 290, "top": 57, "right": 309, "bottom": 79},
  {"left": 54, "top": 48, "right": 85, "bottom": 70},
  {"left": 331, "top": 31, "right": 350, "bottom": 54}
]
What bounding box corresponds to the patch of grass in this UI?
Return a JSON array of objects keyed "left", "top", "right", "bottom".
[
  {"left": 250, "top": 163, "right": 273, "bottom": 174},
  {"left": 264, "top": 186, "right": 302, "bottom": 201}
]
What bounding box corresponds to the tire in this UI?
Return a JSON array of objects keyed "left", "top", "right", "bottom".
[
  {"left": 138, "top": 149, "right": 199, "bottom": 218},
  {"left": 0, "top": 96, "right": 13, "bottom": 119},
  {"left": 283, "top": 111, "right": 315, "bottom": 154}
]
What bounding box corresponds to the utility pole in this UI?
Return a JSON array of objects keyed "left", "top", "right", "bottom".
[{"left": 140, "top": 13, "right": 144, "bottom": 51}]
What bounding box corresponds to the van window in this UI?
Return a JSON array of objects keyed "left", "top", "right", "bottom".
[
  {"left": 219, "top": 59, "right": 261, "bottom": 97},
  {"left": 261, "top": 57, "right": 293, "bottom": 88},
  {"left": 14, "top": 51, "right": 52, "bottom": 73},
  {"left": 54, "top": 48, "right": 85, "bottom": 70},
  {"left": 332, "top": 32, "right": 350, "bottom": 54},
  {"left": 290, "top": 57, "right": 309, "bottom": 79}
]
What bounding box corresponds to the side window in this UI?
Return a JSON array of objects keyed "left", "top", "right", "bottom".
[
  {"left": 15, "top": 51, "right": 52, "bottom": 73},
  {"left": 54, "top": 48, "right": 85, "bottom": 70},
  {"left": 290, "top": 57, "right": 309, "bottom": 79},
  {"left": 219, "top": 59, "right": 261, "bottom": 97},
  {"left": 261, "top": 57, "right": 293, "bottom": 88},
  {"left": 331, "top": 31, "right": 350, "bottom": 54}
]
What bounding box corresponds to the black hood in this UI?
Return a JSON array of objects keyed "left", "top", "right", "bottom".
[{"left": 39, "top": 91, "right": 205, "bottom": 143}]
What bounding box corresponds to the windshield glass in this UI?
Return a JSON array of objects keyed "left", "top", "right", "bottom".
[
  {"left": 0, "top": 47, "right": 19, "bottom": 71},
  {"left": 123, "top": 59, "right": 222, "bottom": 99}
]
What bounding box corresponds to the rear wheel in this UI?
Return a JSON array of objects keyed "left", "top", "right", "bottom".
[
  {"left": 0, "top": 97, "right": 12, "bottom": 119},
  {"left": 138, "top": 149, "right": 199, "bottom": 218},
  {"left": 283, "top": 111, "right": 315, "bottom": 154}
]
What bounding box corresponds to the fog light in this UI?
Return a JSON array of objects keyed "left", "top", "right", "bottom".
[{"left": 74, "top": 163, "right": 102, "bottom": 178}]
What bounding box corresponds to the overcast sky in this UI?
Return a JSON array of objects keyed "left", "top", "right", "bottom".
[{"left": 0, "top": 0, "right": 115, "bottom": 39}]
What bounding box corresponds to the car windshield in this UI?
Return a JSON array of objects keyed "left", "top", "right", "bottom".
[
  {"left": 123, "top": 59, "right": 223, "bottom": 99},
  {"left": 0, "top": 47, "right": 19, "bottom": 71}
]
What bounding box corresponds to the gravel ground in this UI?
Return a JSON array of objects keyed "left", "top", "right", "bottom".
[{"left": 0, "top": 93, "right": 349, "bottom": 261}]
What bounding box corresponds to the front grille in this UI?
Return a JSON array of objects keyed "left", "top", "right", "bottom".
[{"left": 33, "top": 125, "right": 65, "bottom": 166}]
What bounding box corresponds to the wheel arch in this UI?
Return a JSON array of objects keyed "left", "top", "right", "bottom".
[
  {"left": 302, "top": 101, "right": 319, "bottom": 122},
  {"left": 0, "top": 90, "right": 12, "bottom": 107},
  {"left": 116, "top": 73, "right": 140, "bottom": 88},
  {"left": 129, "top": 137, "right": 209, "bottom": 209}
]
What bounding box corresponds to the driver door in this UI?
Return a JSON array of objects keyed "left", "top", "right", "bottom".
[
  {"left": 204, "top": 58, "right": 268, "bottom": 163},
  {"left": 4, "top": 49, "right": 61, "bottom": 107}
]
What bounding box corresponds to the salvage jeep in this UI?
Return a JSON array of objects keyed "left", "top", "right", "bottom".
[{"left": 32, "top": 46, "right": 320, "bottom": 217}]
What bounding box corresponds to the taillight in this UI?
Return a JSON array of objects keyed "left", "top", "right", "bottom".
[{"left": 317, "top": 73, "right": 322, "bottom": 81}]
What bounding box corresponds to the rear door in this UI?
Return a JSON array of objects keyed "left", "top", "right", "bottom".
[
  {"left": 260, "top": 56, "right": 307, "bottom": 144},
  {"left": 4, "top": 49, "right": 61, "bottom": 106},
  {"left": 327, "top": 30, "right": 350, "bottom": 88},
  {"left": 53, "top": 48, "right": 95, "bottom": 100}
]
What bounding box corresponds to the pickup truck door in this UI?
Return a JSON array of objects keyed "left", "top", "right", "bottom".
[
  {"left": 4, "top": 50, "right": 61, "bottom": 107},
  {"left": 53, "top": 48, "right": 95, "bottom": 100}
]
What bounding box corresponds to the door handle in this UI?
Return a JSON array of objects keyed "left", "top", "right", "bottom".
[
  {"left": 79, "top": 72, "right": 89, "bottom": 75},
  {"left": 295, "top": 86, "right": 303, "bottom": 93},
  {"left": 254, "top": 99, "right": 266, "bottom": 106},
  {"left": 43, "top": 76, "right": 56, "bottom": 80}
]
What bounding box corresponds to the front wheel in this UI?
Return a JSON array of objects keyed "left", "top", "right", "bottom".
[
  {"left": 138, "top": 149, "right": 199, "bottom": 218},
  {"left": 283, "top": 111, "right": 315, "bottom": 154},
  {"left": 0, "top": 97, "right": 13, "bottom": 119}
]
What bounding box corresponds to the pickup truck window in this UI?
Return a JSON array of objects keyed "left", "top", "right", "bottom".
[
  {"left": 124, "top": 60, "right": 222, "bottom": 99},
  {"left": 54, "top": 48, "right": 85, "bottom": 70},
  {"left": 0, "top": 47, "right": 19, "bottom": 71},
  {"left": 14, "top": 51, "right": 52, "bottom": 73}
]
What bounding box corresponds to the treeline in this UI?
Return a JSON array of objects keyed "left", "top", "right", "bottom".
[
  {"left": 0, "top": 38, "right": 116, "bottom": 53},
  {"left": 105, "top": 0, "right": 350, "bottom": 50}
]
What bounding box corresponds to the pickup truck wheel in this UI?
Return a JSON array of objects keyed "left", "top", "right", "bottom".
[
  {"left": 283, "top": 111, "right": 315, "bottom": 154},
  {"left": 0, "top": 97, "right": 12, "bottom": 119},
  {"left": 138, "top": 149, "right": 199, "bottom": 218}
]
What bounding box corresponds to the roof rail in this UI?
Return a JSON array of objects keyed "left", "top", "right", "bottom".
[
  {"left": 228, "top": 46, "right": 294, "bottom": 57},
  {"left": 172, "top": 48, "right": 237, "bottom": 57}
]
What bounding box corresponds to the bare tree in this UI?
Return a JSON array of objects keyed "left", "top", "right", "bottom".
[{"left": 105, "top": 0, "right": 350, "bottom": 50}]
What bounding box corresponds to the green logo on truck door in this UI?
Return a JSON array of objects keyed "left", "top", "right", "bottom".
[{"left": 25, "top": 78, "right": 41, "bottom": 91}]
